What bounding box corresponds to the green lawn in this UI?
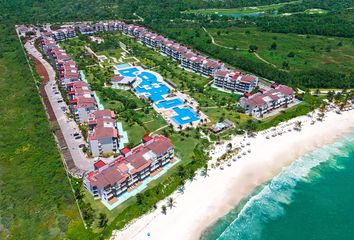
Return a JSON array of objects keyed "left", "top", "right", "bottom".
[
  {"left": 257, "top": 94, "right": 323, "bottom": 130},
  {"left": 203, "top": 107, "right": 252, "bottom": 125},
  {"left": 96, "top": 49, "right": 123, "bottom": 60},
  {"left": 185, "top": 1, "right": 300, "bottom": 15},
  {"left": 207, "top": 27, "right": 354, "bottom": 74}
]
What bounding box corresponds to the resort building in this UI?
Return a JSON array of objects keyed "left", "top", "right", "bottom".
[
  {"left": 51, "top": 28, "right": 76, "bottom": 41},
  {"left": 94, "top": 21, "right": 123, "bottom": 32},
  {"left": 213, "top": 69, "right": 259, "bottom": 93},
  {"left": 76, "top": 23, "right": 95, "bottom": 35},
  {"left": 209, "top": 119, "right": 235, "bottom": 134},
  {"left": 40, "top": 37, "right": 58, "bottom": 54},
  {"left": 140, "top": 32, "right": 166, "bottom": 49},
  {"left": 66, "top": 21, "right": 263, "bottom": 95},
  {"left": 181, "top": 52, "right": 207, "bottom": 73},
  {"left": 111, "top": 75, "right": 135, "bottom": 89},
  {"left": 67, "top": 81, "right": 97, "bottom": 123},
  {"left": 83, "top": 135, "right": 174, "bottom": 203},
  {"left": 57, "top": 60, "right": 80, "bottom": 86},
  {"left": 88, "top": 110, "right": 119, "bottom": 157},
  {"left": 160, "top": 40, "right": 175, "bottom": 56},
  {"left": 238, "top": 84, "right": 295, "bottom": 117},
  {"left": 201, "top": 59, "right": 224, "bottom": 76},
  {"left": 160, "top": 41, "right": 190, "bottom": 61},
  {"left": 17, "top": 25, "right": 34, "bottom": 37},
  {"left": 46, "top": 47, "right": 71, "bottom": 66},
  {"left": 39, "top": 33, "right": 128, "bottom": 156}
]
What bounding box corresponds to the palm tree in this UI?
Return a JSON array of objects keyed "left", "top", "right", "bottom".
[
  {"left": 178, "top": 184, "right": 185, "bottom": 194},
  {"left": 317, "top": 112, "right": 325, "bottom": 121},
  {"left": 161, "top": 205, "right": 167, "bottom": 215},
  {"left": 294, "top": 121, "right": 302, "bottom": 131},
  {"left": 339, "top": 98, "right": 348, "bottom": 111},
  {"left": 201, "top": 164, "right": 209, "bottom": 177},
  {"left": 167, "top": 197, "right": 175, "bottom": 209},
  {"left": 188, "top": 172, "right": 196, "bottom": 182}
]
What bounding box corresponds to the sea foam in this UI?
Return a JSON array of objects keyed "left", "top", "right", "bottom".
[{"left": 213, "top": 133, "right": 354, "bottom": 240}]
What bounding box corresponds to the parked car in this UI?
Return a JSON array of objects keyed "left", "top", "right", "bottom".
[
  {"left": 54, "top": 92, "right": 59, "bottom": 94},
  {"left": 57, "top": 100, "right": 63, "bottom": 103},
  {"left": 79, "top": 144, "right": 86, "bottom": 148},
  {"left": 75, "top": 135, "right": 82, "bottom": 140},
  {"left": 73, "top": 133, "right": 80, "bottom": 137}
]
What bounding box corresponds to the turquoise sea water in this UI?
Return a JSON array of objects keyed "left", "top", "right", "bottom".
[{"left": 202, "top": 132, "right": 354, "bottom": 240}]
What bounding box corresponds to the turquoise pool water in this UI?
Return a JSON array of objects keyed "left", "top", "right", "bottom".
[
  {"left": 155, "top": 98, "right": 184, "bottom": 109},
  {"left": 172, "top": 107, "right": 200, "bottom": 125},
  {"left": 115, "top": 63, "right": 132, "bottom": 69}
]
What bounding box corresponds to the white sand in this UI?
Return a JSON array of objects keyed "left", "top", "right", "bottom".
[{"left": 112, "top": 109, "right": 354, "bottom": 240}]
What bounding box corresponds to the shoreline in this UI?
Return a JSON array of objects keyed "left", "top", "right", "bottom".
[{"left": 112, "top": 109, "right": 354, "bottom": 240}]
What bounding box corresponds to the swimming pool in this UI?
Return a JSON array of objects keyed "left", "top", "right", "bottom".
[
  {"left": 116, "top": 66, "right": 203, "bottom": 126},
  {"left": 172, "top": 107, "right": 200, "bottom": 125},
  {"left": 118, "top": 67, "right": 140, "bottom": 77},
  {"left": 156, "top": 98, "right": 184, "bottom": 109},
  {"left": 115, "top": 63, "right": 131, "bottom": 69},
  {"left": 139, "top": 71, "right": 157, "bottom": 82}
]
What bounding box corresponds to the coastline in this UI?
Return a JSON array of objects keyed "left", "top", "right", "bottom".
[{"left": 112, "top": 109, "right": 354, "bottom": 240}]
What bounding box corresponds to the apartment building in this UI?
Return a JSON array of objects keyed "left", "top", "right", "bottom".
[
  {"left": 67, "top": 81, "right": 97, "bottom": 123},
  {"left": 40, "top": 37, "right": 57, "bottom": 54},
  {"left": 140, "top": 32, "right": 166, "bottom": 49},
  {"left": 83, "top": 135, "right": 174, "bottom": 203},
  {"left": 181, "top": 52, "right": 201, "bottom": 71},
  {"left": 94, "top": 21, "right": 123, "bottom": 32},
  {"left": 57, "top": 60, "right": 80, "bottom": 86},
  {"left": 213, "top": 69, "right": 258, "bottom": 93},
  {"left": 88, "top": 110, "right": 120, "bottom": 157},
  {"left": 201, "top": 59, "right": 224, "bottom": 76},
  {"left": 238, "top": 84, "right": 295, "bottom": 117},
  {"left": 51, "top": 28, "right": 76, "bottom": 41},
  {"left": 77, "top": 23, "right": 95, "bottom": 35}
]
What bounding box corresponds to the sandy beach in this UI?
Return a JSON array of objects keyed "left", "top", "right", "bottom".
[{"left": 112, "top": 109, "right": 354, "bottom": 240}]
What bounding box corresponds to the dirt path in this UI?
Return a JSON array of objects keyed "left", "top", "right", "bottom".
[
  {"left": 253, "top": 52, "right": 275, "bottom": 67},
  {"left": 202, "top": 27, "right": 233, "bottom": 50},
  {"left": 151, "top": 124, "right": 169, "bottom": 134}
]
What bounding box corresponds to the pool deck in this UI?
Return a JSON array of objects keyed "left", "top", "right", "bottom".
[{"left": 114, "top": 64, "right": 208, "bottom": 130}]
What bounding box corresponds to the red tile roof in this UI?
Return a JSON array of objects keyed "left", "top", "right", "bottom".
[
  {"left": 94, "top": 160, "right": 106, "bottom": 169},
  {"left": 111, "top": 76, "right": 124, "bottom": 82},
  {"left": 86, "top": 135, "right": 173, "bottom": 189},
  {"left": 203, "top": 59, "right": 222, "bottom": 68},
  {"left": 241, "top": 84, "right": 294, "bottom": 108},
  {"left": 240, "top": 75, "right": 257, "bottom": 84},
  {"left": 142, "top": 135, "right": 153, "bottom": 142},
  {"left": 93, "top": 109, "right": 116, "bottom": 119},
  {"left": 89, "top": 126, "right": 118, "bottom": 140},
  {"left": 146, "top": 138, "right": 172, "bottom": 155},
  {"left": 120, "top": 147, "right": 131, "bottom": 155},
  {"left": 215, "top": 69, "right": 229, "bottom": 77}
]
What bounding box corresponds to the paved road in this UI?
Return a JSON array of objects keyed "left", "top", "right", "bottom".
[{"left": 24, "top": 37, "right": 94, "bottom": 171}]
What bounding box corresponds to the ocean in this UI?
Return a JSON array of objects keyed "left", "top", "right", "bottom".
[{"left": 201, "top": 132, "right": 354, "bottom": 240}]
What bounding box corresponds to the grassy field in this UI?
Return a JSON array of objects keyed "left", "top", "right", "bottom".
[
  {"left": 0, "top": 26, "right": 88, "bottom": 239},
  {"left": 206, "top": 27, "right": 354, "bottom": 74},
  {"left": 185, "top": 1, "right": 300, "bottom": 15}
]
